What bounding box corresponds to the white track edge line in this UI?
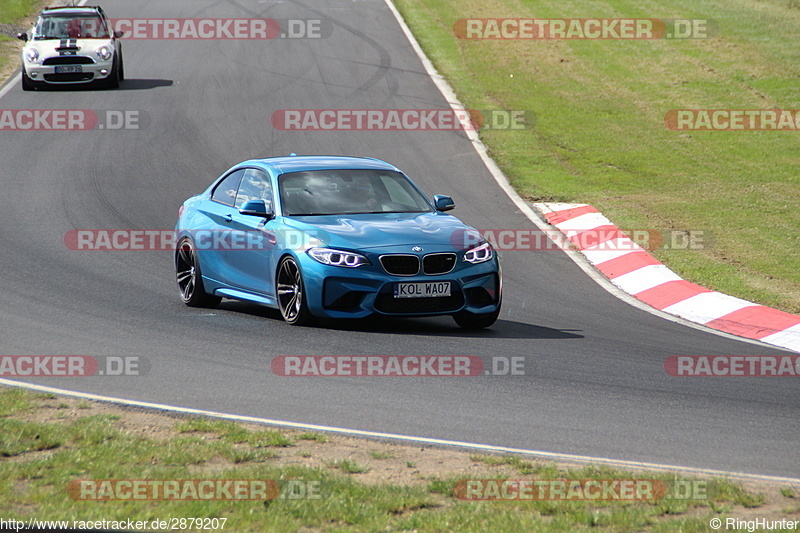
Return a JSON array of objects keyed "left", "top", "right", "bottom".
[
  {"left": 0, "top": 73, "right": 21, "bottom": 100},
  {"left": 3, "top": 378, "right": 798, "bottom": 485},
  {"left": 381, "top": 0, "right": 797, "bottom": 354}
]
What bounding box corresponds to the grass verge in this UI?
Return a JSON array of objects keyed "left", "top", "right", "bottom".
[
  {"left": 0, "top": 0, "right": 37, "bottom": 24},
  {"left": 393, "top": 0, "right": 800, "bottom": 313},
  {"left": 1, "top": 386, "right": 798, "bottom": 532},
  {"left": 0, "top": 0, "right": 44, "bottom": 81}
]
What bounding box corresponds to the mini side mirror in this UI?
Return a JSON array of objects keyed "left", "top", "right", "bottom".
[
  {"left": 239, "top": 200, "right": 273, "bottom": 218},
  {"left": 16, "top": 32, "right": 28, "bottom": 42},
  {"left": 114, "top": 30, "right": 124, "bottom": 39},
  {"left": 433, "top": 194, "right": 455, "bottom": 212}
]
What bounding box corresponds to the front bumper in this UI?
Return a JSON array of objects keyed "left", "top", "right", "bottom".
[
  {"left": 24, "top": 60, "right": 114, "bottom": 84},
  {"left": 298, "top": 251, "right": 501, "bottom": 319}
]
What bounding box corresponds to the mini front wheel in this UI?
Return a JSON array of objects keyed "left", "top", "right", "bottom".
[
  {"left": 21, "top": 67, "right": 37, "bottom": 91},
  {"left": 104, "top": 55, "right": 120, "bottom": 89}
]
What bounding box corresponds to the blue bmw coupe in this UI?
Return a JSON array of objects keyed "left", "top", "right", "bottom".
[{"left": 175, "top": 155, "right": 501, "bottom": 328}]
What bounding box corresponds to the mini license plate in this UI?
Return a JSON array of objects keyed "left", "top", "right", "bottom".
[
  {"left": 394, "top": 281, "right": 451, "bottom": 299},
  {"left": 55, "top": 65, "right": 82, "bottom": 73}
]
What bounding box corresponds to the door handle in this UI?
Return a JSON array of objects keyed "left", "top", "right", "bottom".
[{"left": 224, "top": 214, "right": 233, "bottom": 222}]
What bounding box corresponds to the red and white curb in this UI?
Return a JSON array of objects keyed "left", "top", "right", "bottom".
[{"left": 535, "top": 203, "right": 800, "bottom": 353}]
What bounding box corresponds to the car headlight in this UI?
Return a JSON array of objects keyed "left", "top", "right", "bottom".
[
  {"left": 308, "top": 247, "right": 370, "bottom": 268},
  {"left": 96, "top": 46, "right": 112, "bottom": 61},
  {"left": 24, "top": 48, "right": 39, "bottom": 63},
  {"left": 463, "top": 241, "right": 494, "bottom": 264}
]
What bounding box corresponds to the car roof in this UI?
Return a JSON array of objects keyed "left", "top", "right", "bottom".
[
  {"left": 41, "top": 6, "right": 103, "bottom": 16},
  {"left": 242, "top": 155, "right": 401, "bottom": 175}
]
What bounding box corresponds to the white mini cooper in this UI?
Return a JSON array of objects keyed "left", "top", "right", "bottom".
[{"left": 17, "top": 5, "right": 124, "bottom": 90}]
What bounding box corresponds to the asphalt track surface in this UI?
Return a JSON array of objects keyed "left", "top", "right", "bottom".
[{"left": 0, "top": 0, "right": 797, "bottom": 479}]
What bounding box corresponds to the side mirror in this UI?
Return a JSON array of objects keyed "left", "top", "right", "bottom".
[
  {"left": 433, "top": 194, "right": 455, "bottom": 212},
  {"left": 114, "top": 30, "right": 124, "bottom": 39},
  {"left": 239, "top": 200, "right": 274, "bottom": 218},
  {"left": 16, "top": 32, "right": 28, "bottom": 42}
]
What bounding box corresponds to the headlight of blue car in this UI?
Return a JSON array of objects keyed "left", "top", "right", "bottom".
[
  {"left": 463, "top": 241, "right": 494, "bottom": 264},
  {"left": 308, "top": 247, "right": 370, "bottom": 268}
]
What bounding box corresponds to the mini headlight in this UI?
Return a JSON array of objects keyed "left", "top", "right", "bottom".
[
  {"left": 308, "top": 248, "right": 370, "bottom": 268},
  {"left": 97, "top": 46, "right": 112, "bottom": 61},
  {"left": 24, "top": 48, "right": 39, "bottom": 63},
  {"left": 463, "top": 241, "right": 494, "bottom": 264}
]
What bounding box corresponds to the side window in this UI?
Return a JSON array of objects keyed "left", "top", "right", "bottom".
[
  {"left": 235, "top": 168, "right": 274, "bottom": 210},
  {"left": 211, "top": 169, "right": 245, "bottom": 207}
]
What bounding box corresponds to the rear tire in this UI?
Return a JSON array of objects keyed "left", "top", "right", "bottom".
[
  {"left": 175, "top": 238, "right": 221, "bottom": 308},
  {"left": 453, "top": 301, "right": 501, "bottom": 330}
]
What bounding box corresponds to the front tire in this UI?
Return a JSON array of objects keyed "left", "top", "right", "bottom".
[
  {"left": 276, "top": 256, "right": 314, "bottom": 326},
  {"left": 453, "top": 301, "right": 501, "bottom": 330},
  {"left": 175, "top": 238, "right": 221, "bottom": 308},
  {"left": 104, "top": 55, "right": 120, "bottom": 89},
  {"left": 21, "top": 67, "right": 36, "bottom": 91}
]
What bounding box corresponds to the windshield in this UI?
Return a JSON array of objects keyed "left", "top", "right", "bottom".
[
  {"left": 279, "top": 169, "right": 434, "bottom": 216},
  {"left": 34, "top": 14, "right": 109, "bottom": 40}
]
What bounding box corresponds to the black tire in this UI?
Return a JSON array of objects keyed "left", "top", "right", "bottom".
[
  {"left": 276, "top": 256, "right": 314, "bottom": 326},
  {"left": 21, "top": 67, "right": 36, "bottom": 91},
  {"left": 118, "top": 49, "right": 124, "bottom": 81},
  {"left": 104, "top": 55, "right": 120, "bottom": 89},
  {"left": 175, "top": 238, "right": 221, "bottom": 308},
  {"left": 453, "top": 301, "right": 501, "bottom": 330}
]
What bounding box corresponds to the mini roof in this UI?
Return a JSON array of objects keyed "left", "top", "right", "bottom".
[{"left": 42, "top": 5, "right": 104, "bottom": 15}]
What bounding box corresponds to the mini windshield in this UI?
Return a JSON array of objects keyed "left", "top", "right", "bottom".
[
  {"left": 34, "top": 14, "right": 109, "bottom": 40},
  {"left": 279, "top": 169, "right": 434, "bottom": 216}
]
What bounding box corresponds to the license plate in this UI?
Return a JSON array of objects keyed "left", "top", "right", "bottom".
[
  {"left": 394, "top": 281, "right": 451, "bottom": 298},
  {"left": 55, "top": 65, "right": 82, "bottom": 73}
]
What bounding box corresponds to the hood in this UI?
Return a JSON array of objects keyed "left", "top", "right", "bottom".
[
  {"left": 26, "top": 37, "right": 114, "bottom": 58},
  {"left": 281, "top": 212, "right": 480, "bottom": 251}
]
